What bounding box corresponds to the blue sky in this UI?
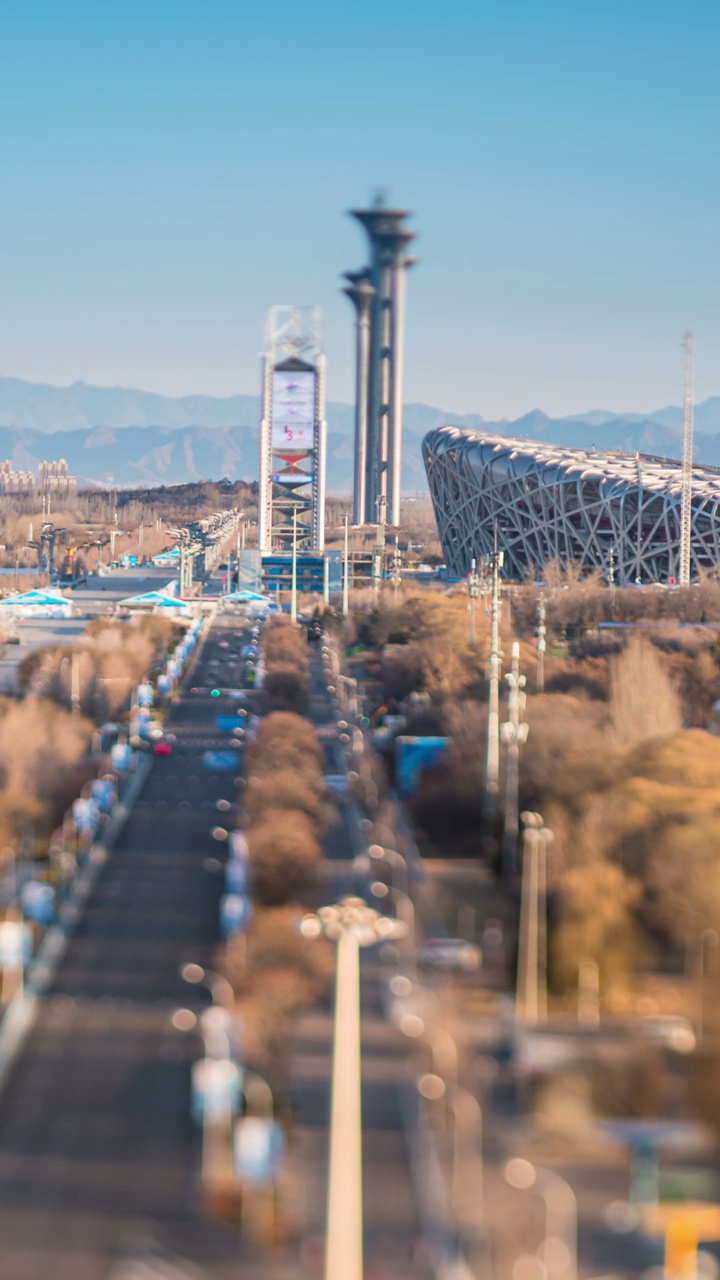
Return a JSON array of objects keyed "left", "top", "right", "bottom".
[{"left": 0, "top": 0, "right": 718, "bottom": 418}]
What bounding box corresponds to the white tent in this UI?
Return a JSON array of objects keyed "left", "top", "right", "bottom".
[
  {"left": 118, "top": 589, "right": 191, "bottom": 615},
  {"left": 0, "top": 589, "right": 74, "bottom": 618}
]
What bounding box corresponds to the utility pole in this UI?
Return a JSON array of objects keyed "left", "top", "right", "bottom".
[
  {"left": 291, "top": 504, "right": 299, "bottom": 624},
  {"left": 468, "top": 557, "right": 479, "bottom": 648},
  {"left": 536, "top": 592, "right": 546, "bottom": 692},
  {"left": 483, "top": 548, "right": 503, "bottom": 821},
  {"left": 501, "top": 641, "right": 528, "bottom": 877},
  {"left": 679, "top": 331, "right": 694, "bottom": 588},
  {"left": 342, "top": 513, "right": 350, "bottom": 618},
  {"left": 516, "top": 812, "right": 549, "bottom": 1025}
]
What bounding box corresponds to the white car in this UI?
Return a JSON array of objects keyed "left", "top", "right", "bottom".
[
  {"left": 639, "top": 1016, "right": 696, "bottom": 1054},
  {"left": 417, "top": 938, "right": 482, "bottom": 973}
]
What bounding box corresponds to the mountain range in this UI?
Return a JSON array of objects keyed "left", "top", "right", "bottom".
[{"left": 1, "top": 376, "right": 719, "bottom": 490}]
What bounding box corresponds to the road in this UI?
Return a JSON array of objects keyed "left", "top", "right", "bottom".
[
  {"left": 0, "top": 567, "right": 178, "bottom": 694},
  {"left": 285, "top": 646, "right": 425, "bottom": 1280},
  {"left": 0, "top": 615, "right": 291, "bottom": 1279}
]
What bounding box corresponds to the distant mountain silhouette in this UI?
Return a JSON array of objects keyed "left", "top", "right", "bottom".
[{"left": 0, "top": 374, "right": 719, "bottom": 490}]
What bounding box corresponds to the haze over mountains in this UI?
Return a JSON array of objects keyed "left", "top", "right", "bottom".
[{"left": 1, "top": 376, "right": 720, "bottom": 490}]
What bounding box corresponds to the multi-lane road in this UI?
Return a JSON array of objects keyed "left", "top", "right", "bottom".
[
  {"left": 0, "top": 606, "right": 426, "bottom": 1280},
  {"left": 0, "top": 616, "right": 289, "bottom": 1279}
]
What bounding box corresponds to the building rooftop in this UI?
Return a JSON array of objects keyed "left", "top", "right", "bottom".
[{"left": 424, "top": 425, "right": 720, "bottom": 501}]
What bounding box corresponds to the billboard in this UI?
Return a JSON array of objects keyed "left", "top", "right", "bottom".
[
  {"left": 395, "top": 736, "right": 450, "bottom": 798},
  {"left": 271, "top": 370, "right": 316, "bottom": 449}
]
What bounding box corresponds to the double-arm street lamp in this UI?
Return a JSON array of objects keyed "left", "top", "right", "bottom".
[
  {"left": 301, "top": 896, "right": 405, "bottom": 1280},
  {"left": 516, "top": 812, "right": 551, "bottom": 1025},
  {"left": 505, "top": 1157, "right": 577, "bottom": 1280}
]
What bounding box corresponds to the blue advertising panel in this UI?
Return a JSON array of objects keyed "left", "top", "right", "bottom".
[{"left": 395, "top": 736, "right": 450, "bottom": 798}]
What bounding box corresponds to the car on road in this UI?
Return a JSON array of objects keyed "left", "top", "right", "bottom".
[
  {"left": 639, "top": 1015, "right": 696, "bottom": 1054},
  {"left": 417, "top": 937, "right": 482, "bottom": 973},
  {"left": 325, "top": 774, "right": 349, "bottom": 797}
]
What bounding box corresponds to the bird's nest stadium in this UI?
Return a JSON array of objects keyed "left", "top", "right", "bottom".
[{"left": 422, "top": 426, "right": 720, "bottom": 585}]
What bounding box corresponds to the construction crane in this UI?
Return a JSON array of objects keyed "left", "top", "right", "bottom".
[{"left": 679, "top": 331, "right": 694, "bottom": 588}]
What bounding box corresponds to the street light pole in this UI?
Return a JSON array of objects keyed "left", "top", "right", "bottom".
[
  {"left": 484, "top": 548, "right": 503, "bottom": 820},
  {"left": 369, "top": 880, "right": 416, "bottom": 975},
  {"left": 536, "top": 591, "right": 546, "bottom": 692},
  {"left": 291, "top": 504, "right": 299, "bottom": 624},
  {"left": 71, "top": 650, "right": 81, "bottom": 717},
  {"left": 392, "top": 537, "right": 402, "bottom": 605},
  {"left": 505, "top": 1158, "right": 577, "bottom": 1280},
  {"left": 368, "top": 842, "right": 409, "bottom": 899},
  {"left": 516, "top": 812, "right": 550, "bottom": 1025},
  {"left": 300, "top": 898, "right": 405, "bottom": 1280},
  {"left": 343, "top": 513, "right": 350, "bottom": 618},
  {"left": 501, "top": 641, "right": 528, "bottom": 878},
  {"left": 468, "top": 558, "right": 479, "bottom": 648}
]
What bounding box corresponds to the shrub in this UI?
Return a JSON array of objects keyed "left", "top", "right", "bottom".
[
  {"left": 220, "top": 904, "right": 333, "bottom": 1073},
  {"left": 244, "top": 768, "right": 327, "bottom": 832},
  {"left": 247, "top": 811, "right": 322, "bottom": 906},
  {"left": 262, "top": 666, "right": 310, "bottom": 716},
  {"left": 245, "top": 711, "right": 324, "bottom": 784}
]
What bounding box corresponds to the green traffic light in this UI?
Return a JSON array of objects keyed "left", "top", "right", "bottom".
[{"left": 211, "top": 689, "right": 220, "bottom": 697}]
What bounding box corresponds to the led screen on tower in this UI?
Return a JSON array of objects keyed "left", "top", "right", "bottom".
[{"left": 271, "top": 370, "right": 316, "bottom": 449}]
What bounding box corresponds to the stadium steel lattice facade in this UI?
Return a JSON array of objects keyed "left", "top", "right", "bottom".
[{"left": 423, "top": 426, "right": 720, "bottom": 585}]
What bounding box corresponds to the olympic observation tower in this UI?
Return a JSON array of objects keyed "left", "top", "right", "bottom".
[
  {"left": 344, "top": 197, "right": 417, "bottom": 529},
  {"left": 258, "top": 306, "right": 327, "bottom": 554}
]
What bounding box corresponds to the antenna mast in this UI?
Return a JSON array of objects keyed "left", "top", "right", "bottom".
[{"left": 679, "top": 331, "right": 694, "bottom": 588}]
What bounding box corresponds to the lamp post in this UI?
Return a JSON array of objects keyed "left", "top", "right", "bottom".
[
  {"left": 368, "top": 842, "right": 410, "bottom": 899},
  {"left": 399, "top": 1014, "right": 458, "bottom": 1092},
  {"left": 291, "top": 503, "right": 299, "bottom": 623},
  {"left": 516, "top": 812, "right": 551, "bottom": 1025},
  {"left": 484, "top": 548, "right": 503, "bottom": 821},
  {"left": 536, "top": 591, "right": 546, "bottom": 692},
  {"left": 300, "top": 897, "right": 405, "bottom": 1280},
  {"left": 505, "top": 1158, "right": 577, "bottom": 1280},
  {"left": 500, "top": 641, "right": 529, "bottom": 878},
  {"left": 468, "top": 558, "right": 480, "bottom": 649},
  {"left": 418, "top": 1074, "right": 484, "bottom": 1223},
  {"left": 180, "top": 961, "right": 235, "bottom": 1009},
  {"left": 337, "top": 674, "right": 359, "bottom": 718},
  {"left": 369, "top": 879, "right": 416, "bottom": 975},
  {"left": 391, "top": 537, "right": 402, "bottom": 606},
  {"left": 343, "top": 512, "right": 350, "bottom": 617}
]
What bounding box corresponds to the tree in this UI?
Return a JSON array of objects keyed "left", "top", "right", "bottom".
[
  {"left": 551, "top": 859, "right": 642, "bottom": 996},
  {"left": 608, "top": 635, "right": 682, "bottom": 747},
  {"left": 247, "top": 811, "right": 322, "bottom": 906}
]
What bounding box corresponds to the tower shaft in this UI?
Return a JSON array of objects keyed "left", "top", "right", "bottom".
[{"left": 344, "top": 202, "right": 416, "bottom": 529}]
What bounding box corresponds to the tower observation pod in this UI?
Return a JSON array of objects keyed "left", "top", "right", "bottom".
[
  {"left": 258, "top": 306, "right": 327, "bottom": 554},
  {"left": 344, "top": 198, "right": 417, "bottom": 529}
]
